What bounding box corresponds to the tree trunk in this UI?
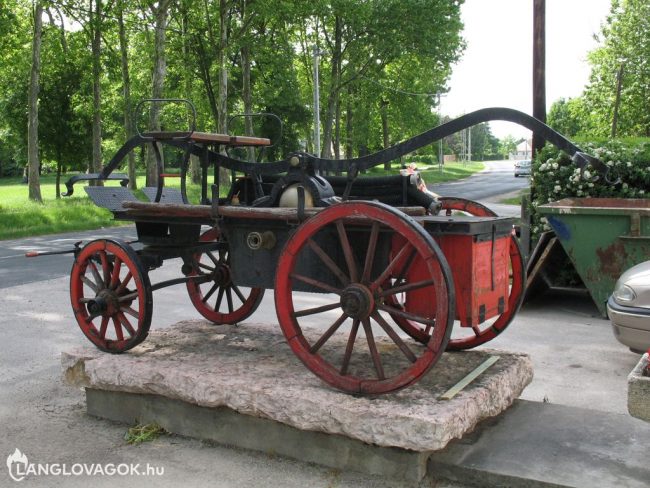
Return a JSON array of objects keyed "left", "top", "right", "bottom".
[
  {"left": 182, "top": 1, "right": 200, "bottom": 184},
  {"left": 118, "top": 1, "right": 137, "bottom": 189},
  {"left": 612, "top": 62, "right": 625, "bottom": 138},
  {"left": 334, "top": 97, "right": 341, "bottom": 159},
  {"left": 321, "top": 15, "right": 342, "bottom": 159},
  {"left": 345, "top": 85, "right": 353, "bottom": 159},
  {"left": 380, "top": 98, "right": 390, "bottom": 170},
  {"left": 241, "top": 43, "right": 256, "bottom": 162},
  {"left": 27, "top": 0, "right": 43, "bottom": 203},
  {"left": 56, "top": 158, "right": 62, "bottom": 199},
  {"left": 146, "top": 0, "right": 172, "bottom": 187},
  {"left": 217, "top": 0, "right": 230, "bottom": 187},
  {"left": 90, "top": 0, "right": 103, "bottom": 181}
]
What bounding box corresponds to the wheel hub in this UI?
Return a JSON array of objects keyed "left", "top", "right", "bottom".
[
  {"left": 214, "top": 264, "right": 231, "bottom": 286},
  {"left": 87, "top": 289, "right": 120, "bottom": 316},
  {"left": 340, "top": 284, "right": 374, "bottom": 320}
]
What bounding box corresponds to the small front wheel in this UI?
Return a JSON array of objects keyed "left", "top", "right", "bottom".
[{"left": 70, "top": 239, "right": 152, "bottom": 353}]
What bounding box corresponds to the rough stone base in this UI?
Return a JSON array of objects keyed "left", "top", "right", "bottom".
[
  {"left": 62, "top": 320, "right": 532, "bottom": 479},
  {"left": 628, "top": 353, "right": 650, "bottom": 422},
  {"left": 86, "top": 388, "right": 431, "bottom": 482}
]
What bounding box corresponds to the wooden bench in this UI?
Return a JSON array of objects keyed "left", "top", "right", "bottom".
[{"left": 141, "top": 131, "right": 271, "bottom": 147}]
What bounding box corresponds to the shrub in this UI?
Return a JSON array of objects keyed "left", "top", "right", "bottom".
[{"left": 529, "top": 139, "right": 650, "bottom": 237}]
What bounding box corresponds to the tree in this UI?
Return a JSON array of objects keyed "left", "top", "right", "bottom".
[
  {"left": 498, "top": 135, "right": 518, "bottom": 159},
  {"left": 583, "top": 0, "right": 650, "bottom": 137},
  {"left": 546, "top": 97, "right": 586, "bottom": 138},
  {"left": 27, "top": 0, "right": 43, "bottom": 202}
]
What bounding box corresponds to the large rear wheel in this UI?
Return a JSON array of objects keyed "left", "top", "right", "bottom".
[
  {"left": 388, "top": 197, "right": 525, "bottom": 350},
  {"left": 275, "top": 201, "right": 454, "bottom": 395},
  {"left": 187, "top": 228, "right": 264, "bottom": 324}
]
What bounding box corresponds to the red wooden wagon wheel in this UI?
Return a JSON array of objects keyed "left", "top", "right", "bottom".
[
  {"left": 187, "top": 228, "right": 264, "bottom": 324},
  {"left": 387, "top": 196, "right": 525, "bottom": 350},
  {"left": 275, "top": 201, "right": 454, "bottom": 395},
  {"left": 70, "top": 239, "right": 152, "bottom": 353}
]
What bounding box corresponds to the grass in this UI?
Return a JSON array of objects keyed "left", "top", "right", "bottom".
[
  {"left": 0, "top": 161, "right": 484, "bottom": 241},
  {"left": 0, "top": 173, "right": 211, "bottom": 240},
  {"left": 500, "top": 189, "right": 530, "bottom": 205},
  {"left": 124, "top": 423, "right": 165, "bottom": 445}
]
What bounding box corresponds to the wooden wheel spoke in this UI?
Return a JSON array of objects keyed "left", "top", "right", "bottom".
[
  {"left": 115, "top": 271, "right": 133, "bottom": 295},
  {"left": 112, "top": 316, "right": 124, "bottom": 341},
  {"left": 226, "top": 287, "right": 234, "bottom": 313},
  {"left": 118, "top": 291, "right": 138, "bottom": 303},
  {"left": 471, "top": 324, "right": 481, "bottom": 337},
  {"left": 198, "top": 262, "right": 215, "bottom": 272},
  {"left": 290, "top": 273, "right": 343, "bottom": 295},
  {"left": 80, "top": 276, "right": 99, "bottom": 293},
  {"left": 392, "top": 248, "right": 417, "bottom": 287},
  {"left": 362, "top": 318, "right": 385, "bottom": 379},
  {"left": 110, "top": 256, "right": 122, "bottom": 289},
  {"left": 232, "top": 285, "right": 246, "bottom": 304},
  {"left": 377, "top": 303, "right": 435, "bottom": 326},
  {"left": 310, "top": 313, "right": 348, "bottom": 354},
  {"left": 117, "top": 312, "right": 136, "bottom": 337},
  {"left": 88, "top": 260, "right": 105, "bottom": 289},
  {"left": 336, "top": 221, "right": 358, "bottom": 282},
  {"left": 99, "top": 316, "right": 109, "bottom": 339},
  {"left": 380, "top": 279, "right": 435, "bottom": 298},
  {"left": 340, "top": 319, "right": 360, "bottom": 375},
  {"left": 215, "top": 286, "right": 225, "bottom": 312},
  {"left": 372, "top": 312, "right": 418, "bottom": 363},
  {"left": 99, "top": 251, "right": 111, "bottom": 285},
  {"left": 361, "top": 222, "right": 380, "bottom": 283},
  {"left": 294, "top": 302, "right": 341, "bottom": 318},
  {"left": 307, "top": 239, "right": 350, "bottom": 286},
  {"left": 206, "top": 251, "right": 219, "bottom": 267},
  {"left": 371, "top": 244, "right": 414, "bottom": 290},
  {"left": 202, "top": 283, "right": 219, "bottom": 303},
  {"left": 121, "top": 305, "right": 139, "bottom": 319}
]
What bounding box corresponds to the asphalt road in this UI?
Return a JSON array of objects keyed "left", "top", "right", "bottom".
[
  {"left": 0, "top": 160, "right": 527, "bottom": 289},
  {"left": 429, "top": 159, "right": 529, "bottom": 199}
]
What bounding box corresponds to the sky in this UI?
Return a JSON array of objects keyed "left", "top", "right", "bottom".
[{"left": 442, "top": 0, "right": 613, "bottom": 139}]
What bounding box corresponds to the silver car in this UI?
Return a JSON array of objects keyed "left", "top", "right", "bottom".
[
  {"left": 514, "top": 159, "right": 531, "bottom": 177},
  {"left": 608, "top": 261, "right": 650, "bottom": 353}
]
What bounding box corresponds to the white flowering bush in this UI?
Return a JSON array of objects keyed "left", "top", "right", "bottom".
[{"left": 529, "top": 140, "right": 650, "bottom": 237}]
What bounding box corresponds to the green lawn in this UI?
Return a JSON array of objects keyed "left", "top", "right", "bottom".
[{"left": 0, "top": 161, "right": 483, "bottom": 241}]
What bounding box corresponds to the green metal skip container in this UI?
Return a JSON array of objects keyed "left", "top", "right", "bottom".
[{"left": 538, "top": 198, "right": 650, "bottom": 317}]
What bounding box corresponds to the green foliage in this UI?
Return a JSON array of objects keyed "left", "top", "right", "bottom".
[
  {"left": 582, "top": 0, "right": 650, "bottom": 137},
  {"left": 0, "top": 0, "right": 465, "bottom": 209},
  {"left": 124, "top": 423, "right": 165, "bottom": 445},
  {"left": 498, "top": 135, "right": 518, "bottom": 158},
  {"left": 547, "top": 98, "right": 587, "bottom": 138},
  {"left": 529, "top": 139, "right": 650, "bottom": 236}
]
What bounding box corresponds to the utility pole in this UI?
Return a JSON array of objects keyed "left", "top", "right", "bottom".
[
  {"left": 312, "top": 46, "right": 322, "bottom": 157},
  {"left": 532, "top": 0, "right": 546, "bottom": 155},
  {"left": 467, "top": 126, "right": 472, "bottom": 164}
]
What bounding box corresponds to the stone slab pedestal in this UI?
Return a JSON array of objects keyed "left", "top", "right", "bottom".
[
  {"left": 62, "top": 320, "right": 533, "bottom": 482},
  {"left": 628, "top": 353, "right": 650, "bottom": 422}
]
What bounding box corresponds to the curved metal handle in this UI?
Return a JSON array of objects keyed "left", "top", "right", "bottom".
[
  {"left": 228, "top": 112, "right": 284, "bottom": 150},
  {"left": 134, "top": 98, "right": 197, "bottom": 140}
]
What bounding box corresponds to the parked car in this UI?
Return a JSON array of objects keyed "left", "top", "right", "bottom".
[
  {"left": 608, "top": 261, "right": 650, "bottom": 353},
  {"left": 514, "top": 159, "right": 531, "bottom": 177}
]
